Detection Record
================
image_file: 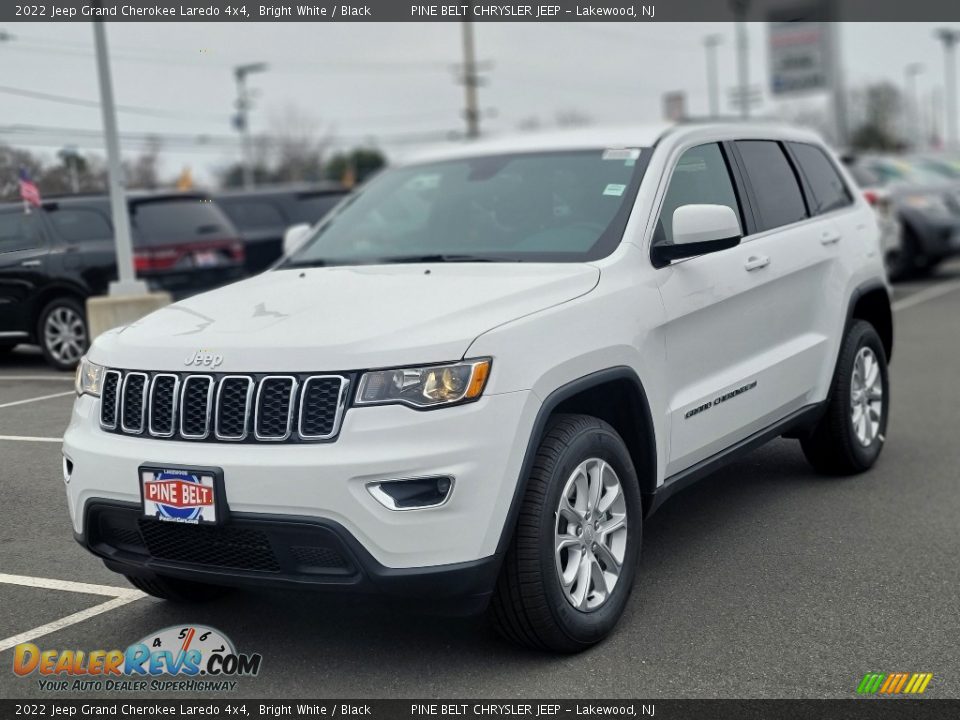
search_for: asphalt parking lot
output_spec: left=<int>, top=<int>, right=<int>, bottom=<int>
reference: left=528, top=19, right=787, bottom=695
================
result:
left=2, top=265, right=960, bottom=700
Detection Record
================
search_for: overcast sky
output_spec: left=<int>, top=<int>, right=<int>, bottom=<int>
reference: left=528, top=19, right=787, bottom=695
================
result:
left=1, top=21, right=955, bottom=184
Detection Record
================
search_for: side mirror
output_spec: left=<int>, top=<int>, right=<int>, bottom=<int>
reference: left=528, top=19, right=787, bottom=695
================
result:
left=652, top=204, right=741, bottom=266
left=282, top=223, right=312, bottom=256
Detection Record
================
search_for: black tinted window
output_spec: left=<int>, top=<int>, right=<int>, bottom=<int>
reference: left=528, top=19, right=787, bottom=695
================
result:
left=219, top=199, right=286, bottom=230
left=0, top=211, right=45, bottom=253
left=655, top=143, right=741, bottom=244
left=790, top=143, right=852, bottom=214
left=288, top=194, right=345, bottom=224
left=736, top=141, right=807, bottom=231
left=48, top=208, right=112, bottom=243
left=130, top=199, right=235, bottom=246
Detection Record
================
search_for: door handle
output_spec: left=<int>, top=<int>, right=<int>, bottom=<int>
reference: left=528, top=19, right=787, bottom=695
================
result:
left=820, top=229, right=842, bottom=245
left=20, top=260, right=41, bottom=268
left=744, top=255, right=770, bottom=271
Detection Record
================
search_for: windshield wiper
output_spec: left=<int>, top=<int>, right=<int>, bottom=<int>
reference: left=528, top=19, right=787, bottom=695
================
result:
left=281, top=258, right=329, bottom=269
left=379, top=254, right=499, bottom=264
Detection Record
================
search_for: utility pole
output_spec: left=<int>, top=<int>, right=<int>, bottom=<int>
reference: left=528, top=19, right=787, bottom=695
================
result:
left=704, top=34, right=723, bottom=118
left=730, top=1, right=751, bottom=119
left=905, top=63, right=925, bottom=150
left=233, top=62, right=268, bottom=189
left=460, top=10, right=481, bottom=139
left=92, top=20, right=145, bottom=297
left=935, top=28, right=960, bottom=152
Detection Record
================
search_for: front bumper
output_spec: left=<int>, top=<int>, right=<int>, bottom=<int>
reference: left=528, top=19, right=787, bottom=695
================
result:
left=63, top=389, right=538, bottom=580
left=76, top=501, right=501, bottom=613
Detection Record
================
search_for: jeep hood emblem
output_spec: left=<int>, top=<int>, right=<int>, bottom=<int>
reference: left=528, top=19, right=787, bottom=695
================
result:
left=184, top=350, right=223, bottom=368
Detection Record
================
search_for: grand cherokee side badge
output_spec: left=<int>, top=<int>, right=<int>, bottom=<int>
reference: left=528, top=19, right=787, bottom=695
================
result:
left=685, top=381, right=757, bottom=419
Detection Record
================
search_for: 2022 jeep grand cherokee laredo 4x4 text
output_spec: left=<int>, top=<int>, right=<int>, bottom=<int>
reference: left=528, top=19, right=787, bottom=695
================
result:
left=65, top=123, right=892, bottom=652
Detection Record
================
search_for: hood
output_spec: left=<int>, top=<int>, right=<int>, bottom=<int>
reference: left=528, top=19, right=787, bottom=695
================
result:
left=90, top=263, right=600, bottom=372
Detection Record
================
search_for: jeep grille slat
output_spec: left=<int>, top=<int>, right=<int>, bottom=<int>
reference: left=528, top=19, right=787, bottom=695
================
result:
left=102, top=370, right=348, bottom=444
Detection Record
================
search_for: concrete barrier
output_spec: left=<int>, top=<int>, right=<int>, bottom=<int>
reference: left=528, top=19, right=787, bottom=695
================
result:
left=86, top=292, right=172, bottom=341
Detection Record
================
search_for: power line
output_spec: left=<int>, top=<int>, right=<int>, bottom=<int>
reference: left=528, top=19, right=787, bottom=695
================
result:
left=0, top=84, right=228, bottom=121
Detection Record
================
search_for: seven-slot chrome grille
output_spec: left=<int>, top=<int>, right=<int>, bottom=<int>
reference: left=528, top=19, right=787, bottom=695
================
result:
left=100, top=370, right=350, bottom=443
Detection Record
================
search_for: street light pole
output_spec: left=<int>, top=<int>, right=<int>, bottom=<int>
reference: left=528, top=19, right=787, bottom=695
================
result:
left=905, top=63, right=925, bottom=151
left=233, top=62, right=268, bottom=189
left=704, top=34, right=723, bottom=118
left=461, top=12, right=481, bottom=139
left=92, top=20, right=145, bottom=297
left=730, top=1, right=751, bottom=119
left=935, top=28, right=960, bottom=153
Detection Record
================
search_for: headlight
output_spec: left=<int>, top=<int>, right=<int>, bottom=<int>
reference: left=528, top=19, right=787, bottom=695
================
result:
left=355, top=358, right=491, bottom=409
left=75, top=357, right=105, bottom=397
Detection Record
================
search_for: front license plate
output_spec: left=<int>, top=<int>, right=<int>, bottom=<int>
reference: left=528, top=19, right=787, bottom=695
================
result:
left=140, top=466, right=221, bottom=525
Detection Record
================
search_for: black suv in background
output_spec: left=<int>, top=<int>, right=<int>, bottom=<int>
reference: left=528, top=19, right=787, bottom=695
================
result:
left=0, top=192, right=244, bottom=370
left=215, top=184, right=348, bottom=273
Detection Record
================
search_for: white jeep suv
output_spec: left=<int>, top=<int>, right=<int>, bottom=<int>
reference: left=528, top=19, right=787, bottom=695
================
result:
left=66, top=123, right=892, bottom=652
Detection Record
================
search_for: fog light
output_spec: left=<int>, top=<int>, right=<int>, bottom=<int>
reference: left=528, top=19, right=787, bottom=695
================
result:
left=367, top=476, right=454, bottom=511
left=62, top=456, right=73, bottom=484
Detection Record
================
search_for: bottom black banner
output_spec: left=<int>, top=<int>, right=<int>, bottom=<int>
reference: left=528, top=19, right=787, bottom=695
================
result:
left=2, top=700, right=959, bottom=720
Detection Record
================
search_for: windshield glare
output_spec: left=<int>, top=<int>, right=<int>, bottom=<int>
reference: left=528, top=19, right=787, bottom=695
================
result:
left=283, top=149, right=645, bottom=266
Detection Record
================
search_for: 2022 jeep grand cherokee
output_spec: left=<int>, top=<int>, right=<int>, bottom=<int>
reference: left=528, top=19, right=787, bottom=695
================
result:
left=65, top=123, right=892, bottom=652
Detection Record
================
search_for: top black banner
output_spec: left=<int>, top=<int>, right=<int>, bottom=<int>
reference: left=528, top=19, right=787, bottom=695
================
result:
left=5, top=0, right=960, bottom=23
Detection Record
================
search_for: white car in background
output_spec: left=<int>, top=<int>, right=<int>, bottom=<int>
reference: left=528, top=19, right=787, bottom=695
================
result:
left=67, top=123, right=892, bottom=652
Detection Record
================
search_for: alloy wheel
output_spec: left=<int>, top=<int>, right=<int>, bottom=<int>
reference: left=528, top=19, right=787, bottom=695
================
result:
left=44, top=305, right=87, bottom=366
left=554, top=457, right=628, bottom=612
left=850, top=346, right=883, bottom=447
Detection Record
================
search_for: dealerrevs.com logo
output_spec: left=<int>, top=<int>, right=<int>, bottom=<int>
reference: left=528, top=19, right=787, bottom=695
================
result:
left=12, top=625, right=261, bottom=693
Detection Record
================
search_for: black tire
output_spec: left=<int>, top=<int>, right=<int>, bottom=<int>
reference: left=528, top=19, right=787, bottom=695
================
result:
left=489, top=414, right=642, bottom=653
left=801, top=320, right=889, bottom=475
left=37, top=296, right=89, bottom=372
left=125, top=574, right=231, bottom=602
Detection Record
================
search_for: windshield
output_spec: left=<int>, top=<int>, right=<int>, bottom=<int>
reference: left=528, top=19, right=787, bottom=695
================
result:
left=282, top=149, right=647, bottom=266
left=865, top=158, right=950, bottom=187
left=914, top=157, right=960, bottom=180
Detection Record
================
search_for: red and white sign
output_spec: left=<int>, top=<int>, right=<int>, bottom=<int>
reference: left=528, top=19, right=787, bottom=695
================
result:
left=144, top=479, right=214, bottom=508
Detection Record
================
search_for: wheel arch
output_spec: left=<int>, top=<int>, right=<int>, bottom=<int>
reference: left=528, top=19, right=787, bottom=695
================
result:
left=495, top=367, right=658, bottom=555
left=848, top=280, right=893, bottom=362
left=30, top=283, right=89, bottom=340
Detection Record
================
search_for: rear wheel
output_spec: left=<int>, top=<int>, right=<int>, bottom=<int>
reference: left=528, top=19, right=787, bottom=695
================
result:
left=37, top=297, right=88, bottom=371
left=125, top=574, right=231, bottom=602
left=489, top=414, right=642, bottom=653
left=801, top=320, right=889, bottom=475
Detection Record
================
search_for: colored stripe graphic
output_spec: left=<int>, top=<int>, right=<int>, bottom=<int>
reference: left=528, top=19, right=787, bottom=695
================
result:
left=858, top=672, right=933, bottom=695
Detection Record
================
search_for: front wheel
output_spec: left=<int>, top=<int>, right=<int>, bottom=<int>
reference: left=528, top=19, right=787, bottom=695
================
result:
left=489, top=414, right=642, bottom=653
left=37, top=297, right=88, bottom=371
left=801, top=320, right=889, bottom=475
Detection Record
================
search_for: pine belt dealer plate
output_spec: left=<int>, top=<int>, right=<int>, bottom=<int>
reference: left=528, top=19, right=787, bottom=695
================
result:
left=139, top=465, right=225, bottom=525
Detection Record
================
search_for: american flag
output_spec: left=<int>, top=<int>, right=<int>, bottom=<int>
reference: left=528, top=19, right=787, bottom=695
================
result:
left=18, top=168, right=41, bottom=208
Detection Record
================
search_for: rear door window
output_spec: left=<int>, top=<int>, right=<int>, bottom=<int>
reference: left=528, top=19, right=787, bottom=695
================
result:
left=0, top=211, right=46, bottom=253
left=735, top=141, right=808, bottom=231
left=789, top=143, right=852, bottom=214
left=130, top=199, right=235, bottom=246
left=47, top=208, right=113, bottom=243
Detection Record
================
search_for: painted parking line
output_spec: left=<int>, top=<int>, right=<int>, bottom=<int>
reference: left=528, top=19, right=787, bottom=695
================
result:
left=0, top=573, right=139, bottom=598
left=0, top=435, right=63, bottom=443
left=0, top=574, right=145, bottom=653
left=0, top=595, right=145, bottom=654
left=0, top=391, right=74, bottom=410
left=893, top=277, right=960, bottom=312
